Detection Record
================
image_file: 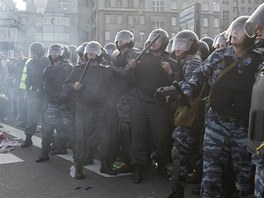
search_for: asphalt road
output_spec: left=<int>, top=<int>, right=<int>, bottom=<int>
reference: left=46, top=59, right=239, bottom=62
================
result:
left=0, top=123, right=200, bottom=198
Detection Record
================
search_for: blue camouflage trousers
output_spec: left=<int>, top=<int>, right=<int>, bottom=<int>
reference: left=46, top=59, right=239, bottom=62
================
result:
left=172, top=126, right=201, bottom=183
left=201, top=108, right=254, bottom=198
left=255, top=165, right=264, bottom=198
left=41, top=103, right=74, bottom=155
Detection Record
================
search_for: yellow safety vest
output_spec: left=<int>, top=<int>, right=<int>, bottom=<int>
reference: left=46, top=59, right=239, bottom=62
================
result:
left=19, top=58, right=32, bottom=90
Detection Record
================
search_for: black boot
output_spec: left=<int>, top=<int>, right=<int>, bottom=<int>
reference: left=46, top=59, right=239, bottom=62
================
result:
left=167, top=185, right=184, bottom=198
left=100, top=161, right=117, bottom=175
left=21, top=135, right=33, bottom=148
left=132, top=164, right=143, bottom=184
left=36, top=153, right=49, bottom=163
left=75, top=164, right=84, bottom=179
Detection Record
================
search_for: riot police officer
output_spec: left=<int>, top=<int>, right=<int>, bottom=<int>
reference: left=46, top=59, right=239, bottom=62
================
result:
left=244, top=3, right=264, bottom=197
left=110, top=30, right=139, bottom=173
left=198, top=40, right=210, bottom=61
left=65, top=41, right=115, bottom=179
left=167, top=30, right=202, bottom=198
left=127, top=29, right=176, bottom=183
left=200, top=36, right=214, bottom=54
left=21, top=42, right=50, bottom=148
left=36, top=43, right=74, bottom=162
left=75, top=42, right=88, bottom=65
left=180, top=16, right=264, bottom=197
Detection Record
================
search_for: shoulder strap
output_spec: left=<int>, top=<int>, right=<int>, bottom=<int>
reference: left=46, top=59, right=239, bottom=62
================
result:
left=214, top=58, right=243, bottom=85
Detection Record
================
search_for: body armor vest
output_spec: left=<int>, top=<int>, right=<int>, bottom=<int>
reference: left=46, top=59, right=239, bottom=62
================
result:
left=210, top=55, right=261, bottom=120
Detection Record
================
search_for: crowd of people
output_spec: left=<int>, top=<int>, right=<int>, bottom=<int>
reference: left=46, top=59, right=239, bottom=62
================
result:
left=1, top=3, right=264, bottom=198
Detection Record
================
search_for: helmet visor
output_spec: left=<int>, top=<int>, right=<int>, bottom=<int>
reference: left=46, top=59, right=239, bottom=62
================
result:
left=225, top=21, right=246, bottom=40
left=85, top=43, right=102, bottom=56
left=244, top=4, right=264, bottom=38
left=114, top=32, right=132, bottom=43
left=48, top=47, right=63, bottom=56
left=171, top=38, right=189, bottom=52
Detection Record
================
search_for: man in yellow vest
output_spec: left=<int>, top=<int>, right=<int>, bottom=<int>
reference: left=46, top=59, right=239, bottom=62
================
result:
left=21, top=42, right=50, bottom=148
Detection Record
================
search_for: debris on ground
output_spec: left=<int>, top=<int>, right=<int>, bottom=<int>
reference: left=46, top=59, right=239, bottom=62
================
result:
left=0, top=131, right=21, bottom=153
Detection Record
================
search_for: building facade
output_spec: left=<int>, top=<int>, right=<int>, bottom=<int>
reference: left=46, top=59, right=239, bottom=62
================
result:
left=1, top=0, right=264, bottom=55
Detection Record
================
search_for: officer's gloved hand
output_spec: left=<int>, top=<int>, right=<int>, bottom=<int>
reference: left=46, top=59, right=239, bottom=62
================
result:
left=177, top=94, right=191, bottom=108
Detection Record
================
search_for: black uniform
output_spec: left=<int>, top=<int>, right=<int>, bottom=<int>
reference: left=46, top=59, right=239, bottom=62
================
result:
left=24, top=57, right=50, bottom=137
left=129, top=52, right=176, bottom=166
left=65, top=60, right=113, bottom=165
left=38, top=60, right=74, bottom=158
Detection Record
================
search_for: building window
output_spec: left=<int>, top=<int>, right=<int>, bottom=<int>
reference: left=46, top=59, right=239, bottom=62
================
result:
left=181, top=2, right=188, bottom=9
left=171, top=1, right=177, bottom=10
left=152, top=0, right=164, bottom=12
left=128, top=0, right=134, bottom=8
left=248, top=0, right=251, bottom=3
left=171, top=17, right=177, bottom=26
left=139, top=16, right=145, bottom=25
left=152, top=22, right=164, bottom=29
left=43, top=17, right=70, bottom=26
left=223, top=10, right=229, bottom=18
left=241, top=0, right=245, bottom=3
left=223, top=0, right=229, bottom=4
left=128, top=16, right=135, bottom=26
left=214, top=18, right=220, bottom=28
left=202, top=2, right=209, bottom=11
left=140, top=0, right=145, bottom=9
left=105, top=0, right=111, bottom=7
left=248, top=7, right=252, bottom=13
left=213, top=3, right=220, bottom=12
left=117, top=0, right=122, bottom=7
left=241, top=7, right=245, bottom=13
left=139, top=32, right=145, bottom=42
left=105, top=15, right=111, bottom=24
left=105, top=31, right=111, bottom=41
left=203, top=17, right=209, bottom=27
left=233, top=7, right=237, bottom=13
left=58, top=0, right=70, bottom=11
left=117, top=15, right=122, bottom=24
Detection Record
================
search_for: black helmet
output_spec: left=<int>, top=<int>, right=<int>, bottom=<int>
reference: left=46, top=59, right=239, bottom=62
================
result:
left=200, top=37, right=214, bottom=53
left=145, top=29, right=169, bottom=51
left=75, top=42, right=88, bottom=63
left=68, top=45, right=77, bottom=64
left=213, top=32, right=227, bottom=49
left=198, top=40, right=210, bottom=61
left=171, top=30, right=199, bottom=55
left=84, top=41, right=103, bottom=60
left=63, top=45, right=70, bottom=59
left=244, top=3, right=264, bottom=38
left=165, top=38, right=174, bottom=54
left=29, top=42, right=45, bottom=57
left=114, top=30, right=135, bottom=50
left=47, top=43, right=64, bottom=61
left=104, top=43, right=117, bottom=55
left=225, top=16, right=255, bottom=49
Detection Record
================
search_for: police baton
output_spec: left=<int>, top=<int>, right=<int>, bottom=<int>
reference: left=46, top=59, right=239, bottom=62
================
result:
left=172, top=81, right=191, bottom=108
left=134, top=33, right=161, bottom=62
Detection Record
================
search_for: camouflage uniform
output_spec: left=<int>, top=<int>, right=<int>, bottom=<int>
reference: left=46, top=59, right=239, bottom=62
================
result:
left=252, top=155, right=264, bottom=197
left=182, top=46, right=264, bottom=197
left=171, top=53, right=202, bottom=190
